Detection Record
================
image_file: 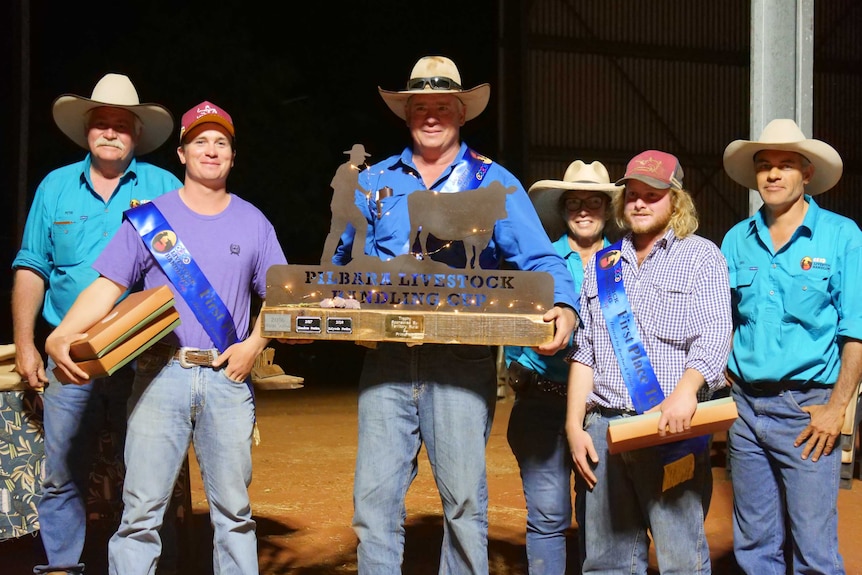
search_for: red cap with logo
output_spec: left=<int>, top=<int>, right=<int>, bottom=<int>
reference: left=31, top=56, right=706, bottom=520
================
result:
left=179, top=101, right=234, bottom=143
left=616, top=150, right=684, bottom=190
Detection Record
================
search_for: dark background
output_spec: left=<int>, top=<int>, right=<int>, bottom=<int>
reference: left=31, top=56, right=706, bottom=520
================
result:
left=3, top=1, right=498, bottom=382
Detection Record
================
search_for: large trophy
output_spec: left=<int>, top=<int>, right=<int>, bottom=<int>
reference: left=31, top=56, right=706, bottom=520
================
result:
left=261, top=145, right=555, bottom=346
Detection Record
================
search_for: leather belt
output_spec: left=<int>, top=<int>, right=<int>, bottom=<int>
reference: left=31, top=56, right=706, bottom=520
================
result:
left=507, top=361, right=567, bottom=397
left=727, top=372, right=831, bottom=397
left=736, top=379, right=831, bottom=397
left=149, top=343, right=219, bottom=369
left=593, top=405, right=637, bottom=418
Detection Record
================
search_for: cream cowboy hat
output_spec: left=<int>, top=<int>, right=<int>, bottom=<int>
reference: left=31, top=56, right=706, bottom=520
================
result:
left=378, top=56, right=490, bottom=122
left=723, top=118, right=843, bottom=195
left=52, top=73, right=174, bottom=155
left=528, top=160, right=622, bottom=240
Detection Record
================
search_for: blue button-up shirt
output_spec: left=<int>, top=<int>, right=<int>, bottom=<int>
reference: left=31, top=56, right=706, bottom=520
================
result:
left=333, top=142, right=579, bottom=311
left=572, top=229, right=733, bottom=410
left=721, top=196, right=862, bottom=384
left=506, top=234, right=609, bottom=383
left=12, top=154, right=181, bottom=326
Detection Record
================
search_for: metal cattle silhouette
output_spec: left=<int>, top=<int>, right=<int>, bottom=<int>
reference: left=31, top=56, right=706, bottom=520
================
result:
left=407, top=182, right=516, bottom=269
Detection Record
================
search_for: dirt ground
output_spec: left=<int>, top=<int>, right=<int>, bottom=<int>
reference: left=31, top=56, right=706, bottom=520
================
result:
left=3, top=343, right=862, bottom=574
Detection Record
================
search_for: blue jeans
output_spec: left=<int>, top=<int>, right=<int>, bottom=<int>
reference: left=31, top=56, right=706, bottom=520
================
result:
left=507, top=390, right=571, bottom=575
left=35, top=359, right=133, bottom=575
left=729, top=385, right=844, bottom=575
left=108, top=352, right=257, bottom=575
left=579, top=411, right=713, bottom=574
left=352, top=343, right=497, bottom=575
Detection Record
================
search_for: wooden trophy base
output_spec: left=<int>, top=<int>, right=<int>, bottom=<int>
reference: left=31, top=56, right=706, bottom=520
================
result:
left=263, top=258, right=558, bottom=346
left=261, top=306, right=554, bottom=346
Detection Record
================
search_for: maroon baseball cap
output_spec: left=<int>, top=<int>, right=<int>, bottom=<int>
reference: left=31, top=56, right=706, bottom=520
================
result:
left=616, top=150, right=684, bottom=190
left=179, top=101, right=234, bottom=143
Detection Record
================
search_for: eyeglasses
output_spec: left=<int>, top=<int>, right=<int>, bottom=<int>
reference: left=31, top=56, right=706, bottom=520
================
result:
left=564, top=196, right=605, bottom=211
left=407, top=76, right=462, bottom=91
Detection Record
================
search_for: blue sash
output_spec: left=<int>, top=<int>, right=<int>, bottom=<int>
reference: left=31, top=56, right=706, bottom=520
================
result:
left=125, top=202, right=238, bottom=353
left=595, top=241, right=708, bottom=462
left=439, top=148, right=492, bottom=193
left=595, top=241, right=663, bottom=413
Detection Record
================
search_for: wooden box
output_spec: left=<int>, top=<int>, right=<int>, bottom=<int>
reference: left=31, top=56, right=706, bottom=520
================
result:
left=606, top=396, right=738, bottom=454
left=70, top=285, right=175, bottom=360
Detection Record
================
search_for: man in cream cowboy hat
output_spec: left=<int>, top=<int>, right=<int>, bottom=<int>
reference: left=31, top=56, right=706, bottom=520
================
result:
left=11, top=73, right=180, bottom=575
left=333, top=55, right=579, bottom=574
left=505, top=160, right=619, bottom=574
left=721, top=119, right=862, bottom=574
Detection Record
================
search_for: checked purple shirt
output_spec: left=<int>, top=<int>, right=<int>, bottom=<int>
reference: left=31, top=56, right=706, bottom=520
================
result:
left=570, top=228, right=732, bottom=412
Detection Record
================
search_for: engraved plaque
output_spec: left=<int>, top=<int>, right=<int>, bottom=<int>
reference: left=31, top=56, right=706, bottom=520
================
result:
left=326, top=317, right=353, bottom=334
left=384, top=315, right=425, bottom=339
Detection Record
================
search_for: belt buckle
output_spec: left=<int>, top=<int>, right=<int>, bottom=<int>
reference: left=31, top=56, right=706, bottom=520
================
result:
left=749, top=382, right=766, bottom=393
left=178, top=349, right=216, bottom=368
left=746, top=380, right=772, bottom=395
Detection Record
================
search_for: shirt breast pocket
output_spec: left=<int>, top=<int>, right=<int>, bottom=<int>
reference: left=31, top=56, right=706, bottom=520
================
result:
left=731, top=268, right=758, bottom=320
left=650, top=276, right=690, bottom=346
left=373, top=195, right=406, bottom=245
left=52, top=221, right=84, bottom=267
left=783, top=269, right=831, bottom=328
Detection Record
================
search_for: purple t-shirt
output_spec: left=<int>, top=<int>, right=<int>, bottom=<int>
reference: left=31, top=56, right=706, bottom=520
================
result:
left=94, top=190, right=287, bottom=349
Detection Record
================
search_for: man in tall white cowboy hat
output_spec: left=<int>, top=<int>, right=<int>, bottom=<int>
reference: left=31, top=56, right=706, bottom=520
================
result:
left=505, top=160, right=619, bottom=574
left=721, top=119, right=862, bottom=574
left=332, top=55, right=580, bottom=574
left=11, top=73, right=180, bottom=575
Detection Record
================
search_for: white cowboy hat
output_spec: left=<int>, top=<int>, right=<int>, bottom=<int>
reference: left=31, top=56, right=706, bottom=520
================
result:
left=528, top=160, right=622, bottom=240
left=723, top=118, right=843, bottom=195
left=378, top=56, right=490, bottom=122
left=52, top=73, right=174, bottom=155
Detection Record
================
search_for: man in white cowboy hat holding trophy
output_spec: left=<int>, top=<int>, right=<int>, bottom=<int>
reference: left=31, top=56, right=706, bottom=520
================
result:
left=505, top=160, right=620, bottom=574
left=11, top=73, right=180, bottom=575
left=332, top=55, right=579, bottom=574
left=722, top=119, right=862, bottom=574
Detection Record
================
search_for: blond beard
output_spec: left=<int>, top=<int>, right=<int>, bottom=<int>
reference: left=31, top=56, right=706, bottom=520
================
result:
left=626, top=209, right=672, bottom=236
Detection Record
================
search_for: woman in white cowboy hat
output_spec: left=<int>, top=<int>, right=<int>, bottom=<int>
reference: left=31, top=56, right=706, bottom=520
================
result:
left=506, top=160, right=620, bottom=574
left=721, top=119, right=862, bottom=575
left=11, top=73, right=180, bottom=575
left=335, top=55, right=580, bottom=575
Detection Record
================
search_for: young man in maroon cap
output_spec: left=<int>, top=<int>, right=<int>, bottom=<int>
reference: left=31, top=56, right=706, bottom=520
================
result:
left=565, top=151, right=732, bottom=574
left=46, top=101, right=288, bottom=575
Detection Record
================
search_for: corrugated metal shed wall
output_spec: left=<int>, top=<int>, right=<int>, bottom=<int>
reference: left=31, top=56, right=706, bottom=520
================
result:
left=514, top=0, right=861, bottom=245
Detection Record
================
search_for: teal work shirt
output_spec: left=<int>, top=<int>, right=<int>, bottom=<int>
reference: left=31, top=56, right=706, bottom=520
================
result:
left=505, top=234, right=609, bottom=383
left=12, top=154, right=181, bottom=327
left=721, top=196, right=862, bottom=384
